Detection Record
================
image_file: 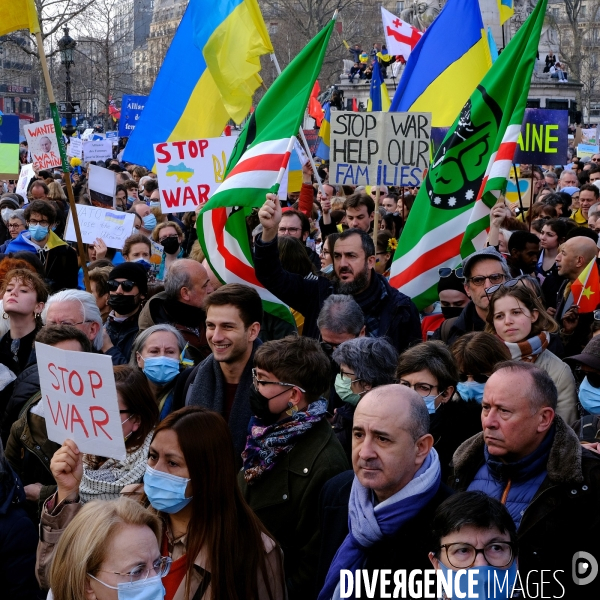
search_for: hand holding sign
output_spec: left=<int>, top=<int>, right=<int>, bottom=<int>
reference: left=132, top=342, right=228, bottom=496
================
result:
left=51, top=439, right=83, bottom=504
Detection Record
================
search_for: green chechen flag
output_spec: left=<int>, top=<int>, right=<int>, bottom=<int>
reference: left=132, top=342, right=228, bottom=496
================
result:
left=201, top=17, right=335, bottom=211
left=389, top=0, right=548, bottom=310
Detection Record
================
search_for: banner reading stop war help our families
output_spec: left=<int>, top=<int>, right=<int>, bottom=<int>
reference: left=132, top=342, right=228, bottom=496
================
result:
left=36, top=342, right=126, bottom=461
left=153, top=137, right=236, bottom=214
left=330, top=111, right=432, bottom=187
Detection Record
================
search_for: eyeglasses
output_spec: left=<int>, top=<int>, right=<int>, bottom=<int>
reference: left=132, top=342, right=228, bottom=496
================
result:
left=278, top=227, right=301, bottom=234
left=108, top=279, right=137, bottom=293
left=439, top=542, right=514, bottom=569
left=466, top=273, right=505, bottom=287
left=574, top=365, right=600, bottom=388
left=94, top=556, right=172, bottom=585
left=484, top=276, right=526, bottom=299
left=8, top=223, right=23, bottom=229
left=158, top=233, right=179, bottom=243
left=28, top=218, right=50, bottom=227
left=46, top=320, right=87, bottom=327
left=458, top=373, right=490, bottom=384
left=439, top=267, right=464, bottom=279
left=251, top=368, right=306, bottom=392
left=592, top=157, right=600, bottom=163
left=399, top=379, right=438, bottom=397
left=340, top=369, right=362, bottom=384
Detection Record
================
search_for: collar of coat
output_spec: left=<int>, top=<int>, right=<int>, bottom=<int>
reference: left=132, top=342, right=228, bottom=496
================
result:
left=452, top=414, right=584, bottom=486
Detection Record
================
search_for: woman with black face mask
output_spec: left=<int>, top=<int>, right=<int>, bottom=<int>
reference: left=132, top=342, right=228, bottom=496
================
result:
left=152, top=222, right=184, bottom=282
left=239, top=336, right=348, bottom=600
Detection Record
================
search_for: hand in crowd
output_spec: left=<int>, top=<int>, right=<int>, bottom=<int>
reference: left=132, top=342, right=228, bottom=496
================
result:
left=50, top=439, right=83, bottom=504
left=321, top=197, right=331, bottom=215
left=24, top=482, right=43, bottom=502
left=302, top=161, right=313, bottom=183
left=490, top=203, right=510, bottom=227
left=561, top=306, right=580, bottom=335
left=258, top=193, right=282, bottom=242
left=92, top=237, right=108, bottom=260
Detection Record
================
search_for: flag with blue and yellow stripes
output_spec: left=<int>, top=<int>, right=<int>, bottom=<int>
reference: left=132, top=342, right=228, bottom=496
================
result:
left=390, top=0, right=491, bottom=127
left=498, top=0, right=514, bottom=25
left=123, top=0, right=273, bottom=169
left=316, top=103, right=331, bottom=160
left=367, top=61, right=391, bottom=112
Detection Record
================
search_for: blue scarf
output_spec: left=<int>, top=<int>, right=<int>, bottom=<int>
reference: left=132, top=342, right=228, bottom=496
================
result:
left=318, top=449, right=442, bottom=600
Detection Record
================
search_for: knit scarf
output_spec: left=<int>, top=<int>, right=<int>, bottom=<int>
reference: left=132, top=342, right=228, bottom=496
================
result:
left=242, top=398, right=328, bottom=484
left=352, top=271, right=388, bottom=337
left=503, top=331, right=549, bottom=363
left=318, top=448, right=442, bottom=600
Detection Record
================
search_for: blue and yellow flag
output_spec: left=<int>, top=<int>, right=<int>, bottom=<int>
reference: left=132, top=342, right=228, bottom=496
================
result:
left=123, top=0, right=273, bottom=168
left=389, top=0, right=491, bottom=127
left=316, top=103, right=331, bottom=160
left=488, top=27, right=499, bottom=63
left=498, top=0, right=514, bottom=25
left=367, top=61, right=391, bottom=112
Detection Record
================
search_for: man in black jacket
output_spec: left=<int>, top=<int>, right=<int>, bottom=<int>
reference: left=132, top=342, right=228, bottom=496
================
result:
left=256, top=194, right=421, bottom=354
left=317, top=384, right=452, bottom=600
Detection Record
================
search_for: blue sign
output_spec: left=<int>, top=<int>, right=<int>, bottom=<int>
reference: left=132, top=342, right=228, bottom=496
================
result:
left=106, top=131, right=118, bottom=139
left=514, top=108, right=568, bottom=165
left=0, top=114, right=20, bottom=177
left=119, top=94, right=148, bottom=138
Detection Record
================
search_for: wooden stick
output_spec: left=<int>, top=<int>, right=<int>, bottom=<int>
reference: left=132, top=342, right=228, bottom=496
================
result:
left=35, top=31, right=90, bottom=292
left=373, top=185, right=380, bottom=243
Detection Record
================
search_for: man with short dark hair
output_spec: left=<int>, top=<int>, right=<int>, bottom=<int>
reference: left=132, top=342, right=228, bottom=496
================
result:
left=279, top=208, right=321, bottom=268
left=343, top=192, right=375, bottom=232
left=185, top=283, right=263, bottom=454
left=256, top=194, right=421, bottom=353
left=507, top=230, right=540, bottom=276
left=451, top=361, right=600, bottom=597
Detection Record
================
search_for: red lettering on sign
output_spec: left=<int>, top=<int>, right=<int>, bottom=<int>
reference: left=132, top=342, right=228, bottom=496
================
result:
left=88, top=371, right=103, bottom=399
left=70, top=405, right=89, bottom=437
left=89, top=406, right=113, bottom=440
left=199, top=139, right=209, bottom=157
left=46, top=395, right=69, bottom=428
left=155, top=143, right=171, bottom=163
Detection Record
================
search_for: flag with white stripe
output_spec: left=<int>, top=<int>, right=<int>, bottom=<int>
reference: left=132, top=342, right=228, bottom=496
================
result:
left=389, top=0, right=547, bottom=310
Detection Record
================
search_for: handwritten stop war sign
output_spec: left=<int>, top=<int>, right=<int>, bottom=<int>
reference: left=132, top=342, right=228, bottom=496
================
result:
left=37, top=342, right=126, bottom=460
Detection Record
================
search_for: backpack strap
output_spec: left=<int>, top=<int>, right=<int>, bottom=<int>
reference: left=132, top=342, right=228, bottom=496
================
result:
left=440, top=317, right=458, bottom=344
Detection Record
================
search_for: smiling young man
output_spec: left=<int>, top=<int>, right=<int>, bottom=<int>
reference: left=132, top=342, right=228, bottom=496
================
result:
left=185, top=284, right=262, bottom=455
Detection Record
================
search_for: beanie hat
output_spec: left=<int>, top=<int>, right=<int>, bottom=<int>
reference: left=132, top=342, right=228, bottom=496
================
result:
left=560, top=186, right=579, bottom=196
left=0, top=195, right=20, bottom=209
left=108, top=262, right=148, bottom=296
left=437, top=271, right=467, bottom=295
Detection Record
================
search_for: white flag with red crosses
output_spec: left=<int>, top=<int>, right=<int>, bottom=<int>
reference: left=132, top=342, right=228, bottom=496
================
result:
left=381, top=7, right=423, bottom=60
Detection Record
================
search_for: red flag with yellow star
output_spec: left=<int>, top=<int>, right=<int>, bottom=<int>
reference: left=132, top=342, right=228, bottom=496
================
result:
left=572, top=258, right=600, bottom=313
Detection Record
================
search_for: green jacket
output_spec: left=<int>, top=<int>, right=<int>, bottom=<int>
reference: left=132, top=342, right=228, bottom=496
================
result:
left=238, top=417, right=348, bottom=600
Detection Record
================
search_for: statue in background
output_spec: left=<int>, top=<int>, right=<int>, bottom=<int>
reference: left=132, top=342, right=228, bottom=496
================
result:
left=400, top=0, right=446, bottom=30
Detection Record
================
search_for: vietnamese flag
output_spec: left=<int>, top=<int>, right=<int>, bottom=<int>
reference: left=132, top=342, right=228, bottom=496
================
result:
left=572, top=258, right=600, bottom=313
left=308, top=82, right=324, bottom=126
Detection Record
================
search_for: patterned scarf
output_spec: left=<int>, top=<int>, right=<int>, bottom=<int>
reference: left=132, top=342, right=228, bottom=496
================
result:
left=503, top=331, right=549, bottom=363
left=242, top=399, right=328, bottom=484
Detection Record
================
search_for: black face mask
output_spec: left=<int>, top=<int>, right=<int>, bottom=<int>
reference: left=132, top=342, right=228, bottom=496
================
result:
left=441, top=305, right=465, bottom=320
left=248, top=386, right=286, bottom=425
left=108, top=294, right=139, bottom=316
left=161, top=237, right=180, bottom=255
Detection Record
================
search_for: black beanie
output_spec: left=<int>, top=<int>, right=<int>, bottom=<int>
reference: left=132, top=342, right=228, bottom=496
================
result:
left=108, top=262, right=148, bottom=296
left=437, top=271, right=466, bottom=295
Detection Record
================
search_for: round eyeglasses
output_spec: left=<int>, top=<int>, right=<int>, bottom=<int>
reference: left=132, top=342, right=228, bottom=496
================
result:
left=439, top=541, right=514, bottom=569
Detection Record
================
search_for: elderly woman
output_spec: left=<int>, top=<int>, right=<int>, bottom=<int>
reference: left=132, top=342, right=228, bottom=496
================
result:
left=0, top=210, right=26, bottom=253
left=331, top=336, right=398, bottom=459
left=130, top=323, right=185, bottom=419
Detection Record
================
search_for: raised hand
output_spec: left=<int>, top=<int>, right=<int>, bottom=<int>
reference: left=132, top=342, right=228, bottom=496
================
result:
left=258, top=193, right=282, bottom=242
left=50, top=439, right=83, bottom=504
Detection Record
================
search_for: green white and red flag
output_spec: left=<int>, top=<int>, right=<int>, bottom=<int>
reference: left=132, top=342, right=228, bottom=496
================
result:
left=389, top=0, right=547, bottom=309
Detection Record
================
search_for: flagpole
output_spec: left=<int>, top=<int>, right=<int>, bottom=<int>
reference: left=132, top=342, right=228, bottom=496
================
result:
left=35, top=31, right=90, bottom=292
left=273, top=136, right=297, bottom=194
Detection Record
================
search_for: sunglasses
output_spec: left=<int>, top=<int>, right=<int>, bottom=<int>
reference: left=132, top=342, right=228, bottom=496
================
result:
left=108, top=279, right=137, bottom=293
left=458, top=373, right=490, bottom=384
left=574, top=366, right=600, bottom=388
left=484, top=276, right=527, bottom=299
left=467, top=273, right=505, bottom=288
left=439, top=267, right=464, bottom=279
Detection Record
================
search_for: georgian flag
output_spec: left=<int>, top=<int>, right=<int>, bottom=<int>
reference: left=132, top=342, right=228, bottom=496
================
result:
left=381, top=7, right=423, bottom=60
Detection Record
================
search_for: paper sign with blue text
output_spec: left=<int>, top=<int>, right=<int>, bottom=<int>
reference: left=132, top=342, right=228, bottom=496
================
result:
left=153, top=137, right=236, bottom=214
left=65, top=205, right=135, bottom=250
left=36, top=342, right=126, bottom=461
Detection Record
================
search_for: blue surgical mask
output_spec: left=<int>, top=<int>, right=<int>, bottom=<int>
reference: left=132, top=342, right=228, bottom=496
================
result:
left=127, top=196, right=136, bottom=206
left=578, top=376, right=600, bottom=415
left=88, top=573, right=166, bottom=600
left=457, top=381, right=486, bottom=404
left=143, top=214, right=157, bottom=230
left=144, top=465, right=192, bottom=514
left=29, top=224, right=49, bottom=241
left=334, top=373, right=363, bottom=407
left=437, top=561, right=517, bottom=599
left=149, top=201, right=160, bottom=208
left=423, top=391, right=443, bottom=415
left=140, top=356, right=180, bottom=385
left=322, top=263, right=334, bottom=275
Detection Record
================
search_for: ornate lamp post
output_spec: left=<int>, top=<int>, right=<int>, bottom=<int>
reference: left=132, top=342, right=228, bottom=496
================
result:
left=57, top=27, right=76, bottom=137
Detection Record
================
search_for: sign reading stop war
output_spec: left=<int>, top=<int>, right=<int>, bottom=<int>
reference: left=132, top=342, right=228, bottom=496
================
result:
left=331, top=111, right=432, bottom=187
left=37, top=342, right=126, bottom=461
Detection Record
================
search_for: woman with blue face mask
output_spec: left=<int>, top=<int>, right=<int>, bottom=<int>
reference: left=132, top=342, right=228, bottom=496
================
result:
left=131, top=324, right=185, bottom=421
left=429, top=491, right=518, bottom=600
left=397, top=341, right=483, bottom=481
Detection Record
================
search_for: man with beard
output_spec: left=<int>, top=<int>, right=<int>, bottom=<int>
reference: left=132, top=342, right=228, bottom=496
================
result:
left=255, top=193, right=421, bottom=353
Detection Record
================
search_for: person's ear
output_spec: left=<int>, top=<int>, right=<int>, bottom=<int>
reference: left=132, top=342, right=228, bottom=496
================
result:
left=537, top=407, right=555, bottom=433
left=248, top=322, right=261, bottom=342
left=88, top=321, right=101, bottom=340
left=531, top=309, right=539, bottom=324
left=428, top=552, right=440, bottom=570
left=464, top=282, right=473, bottom=300
left=179, top=286, right=191, bottom=303
left=130, top=414, right=141, bottom=432
left=359, top=325, right=366, bottom=337
left=367, top=255, right=377, bottom=270
left=136, top=352, right=144, bottom=370
left=84, top=576, right=97, bottom=600
left=440, top=386, right=454, bottom=402
left=415, top=433, right=434, bottom=465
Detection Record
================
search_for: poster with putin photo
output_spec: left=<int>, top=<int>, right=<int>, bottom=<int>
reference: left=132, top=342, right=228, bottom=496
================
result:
left=24, top=119, right=62, bottom=171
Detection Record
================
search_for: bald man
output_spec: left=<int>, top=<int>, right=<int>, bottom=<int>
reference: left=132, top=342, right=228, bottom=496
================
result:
left=202, top=258, right=223, bottom=291
left=555, top=236, right=600, bottom=355
left=317, top=385, right=453, bottom=598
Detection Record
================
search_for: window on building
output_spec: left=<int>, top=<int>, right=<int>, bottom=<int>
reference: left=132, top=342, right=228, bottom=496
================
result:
left=581, top=4, right=587, bottom=18
left=396, top=1, right=405, bottom=12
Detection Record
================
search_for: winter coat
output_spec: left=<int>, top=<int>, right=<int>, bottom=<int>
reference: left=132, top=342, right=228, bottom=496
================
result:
left=535, top=349, right=578, bottom=426
left=430, top=300, right=485, bottom=345
left=451, top=415, right=600, bottom=597
left=239, top=418, right=348, bottom=600
left=253, top=234, right=421, bottom=353
left=104, top=309, right=142, bottom=362
left=0, top=361, right=39, bottom=446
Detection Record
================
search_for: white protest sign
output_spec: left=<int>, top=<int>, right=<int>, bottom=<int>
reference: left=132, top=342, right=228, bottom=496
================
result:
left=83, top=139, right=113, bottom=162
left=106, top=131, right=119, bottom=146
left=24, top=119, right=62, bottom=171
left=81, top=128, right=94, bottom=141
left=153, top=137, right=236, bottom=213
left=36, top=342, right=126, bottom=461
left=65, top=205, right=135, bottom=250
left=88, top=164, right=117, bottom=209
left=330, top=111, right=431, bottom=187
left=68, top=137, right=83, bottom=159
left=15, top=163, right=35, bottom=203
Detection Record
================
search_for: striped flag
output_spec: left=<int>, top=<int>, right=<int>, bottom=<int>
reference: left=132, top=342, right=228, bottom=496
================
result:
left=316, top=102, right=331, bottom=160
left=367, top=60, right=391, bottom=112
left=389, top=0, right=547, bottom=309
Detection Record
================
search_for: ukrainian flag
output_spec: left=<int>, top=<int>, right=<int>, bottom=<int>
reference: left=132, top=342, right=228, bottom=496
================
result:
left=316, top=103, right=330, bottom=160
left=389, top=0, right=491, bottom=127
left=367, top=61, right=391, bottom=112
left=123, top=0, right=273, bottom=169
left=498, top=0, right=515, bottom=25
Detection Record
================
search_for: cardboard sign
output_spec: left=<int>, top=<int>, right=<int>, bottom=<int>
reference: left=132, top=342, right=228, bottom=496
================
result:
left=505, top=177, right=533, bottom=208
left=153, top=137, right=236, bottom=213
left=68, top=137, right=83, bottom=159
left=578, top=144, right=600, bottom=160
left=119, top=95, right=148, bottom=138
left=582, top=128, right=597, bottom=146
left=330, top=111, right=432, bottom=187
left=65, top=205, right=135, bottom=249
left=36, top=342, right=126, bottom=461
left=15, top=163, right=35, bottom=203
left=88, top=164, right=117, bottom=208
left=24, top=119, right=61, bottom=171
left=83, top=139, right=113, bottom=162
left=514, top=109, right=568, bottom=165
left=0, top=114, right=20, bottom=178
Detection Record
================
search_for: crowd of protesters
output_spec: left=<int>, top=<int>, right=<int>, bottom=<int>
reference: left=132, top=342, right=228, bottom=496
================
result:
left=1, top=143, right=600, bottom=600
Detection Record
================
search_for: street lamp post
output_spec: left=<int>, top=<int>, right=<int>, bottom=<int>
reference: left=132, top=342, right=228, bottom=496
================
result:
left=57, top=27, right=76, bottom=137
